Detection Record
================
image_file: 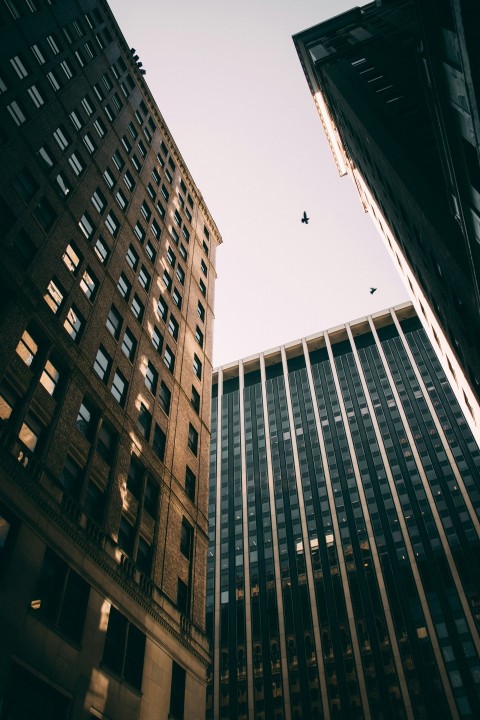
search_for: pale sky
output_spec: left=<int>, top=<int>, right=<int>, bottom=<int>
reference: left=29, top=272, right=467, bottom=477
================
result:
left=109, top=0, right=409, bottom=367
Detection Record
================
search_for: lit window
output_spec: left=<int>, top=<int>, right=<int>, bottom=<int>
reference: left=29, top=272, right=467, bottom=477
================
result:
left=44, top=277, right=64, bottom=314
left=80, top=267, right=98, bottom=300
left=94, top=345, right=111, bottom=381
left=40, top=358, right=60, bottom=396
left=16, top=329, right=38, bottom=366
left=18, top=412, right=42, bottom=452
left=122, top=328, right=137, bottom=361
left=64, top=305, right=84, bottom=342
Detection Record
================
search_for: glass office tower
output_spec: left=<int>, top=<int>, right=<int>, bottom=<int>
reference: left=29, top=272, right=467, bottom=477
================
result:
left=207, top=303, right=480, bottom=720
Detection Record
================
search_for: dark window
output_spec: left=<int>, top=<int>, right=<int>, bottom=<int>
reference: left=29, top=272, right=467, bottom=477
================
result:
left=153, top=424, right=166, bottom=461
left=35, top=547, right=90, bottom=644
left=175, top=265, right=185, bottom=285
left=0, top=503, right=19, bottom=578
left=60, top=455, right=83, bottom=499
left=193, top=354, right=202, bottom=380
left=131, top=294, right=144, bottom=322
left=170, top=661, right=186, bottom=720
left=117, top=272, right=132, bottom=300
left=158, top=297, right=168, bottom=322
left=13, top=167, right=39, bottom=203
left=199, top=278, right=206, bottom=297
left=197, top=301, right=205, bottom=322
left=177, top=578, right=189, bottom=617
left=173, top=288, right=182, bottom=310
left=185, top=467, right=196, bottom=502
left=118, top=516, right=134, bottom=556
left=136, top=537, right=152, bottom=576
left=168, top=315, right=179, bottom=341
left=159, top=381, right=171, bottom=415
left=127, top=456, right=143, bottom=500
left=164, top=345, right=175, bottom=373
left=137, top=403, right=152, bottom=439
left=191, top=386, right=200, bottom=414
left=106, top=305, right=122, bottom=339
left=145, top=361, right=158, bottom=394
left=103, top=606, right=146, bottom=691
left=139, top=266, right=151, bottom=291
left=144, top=477, right=158, bottom=517
left=126, top=244, right=139, bottom=270
left=96, top=421, right=116, bottom=465
left=195, top=326, right=204, bottom=348
left=122, top=328, right=137, bottom=361
left=202, top=240, right=209, bottom=256
left=84, top=481, right=104, bottom=524
left=180, top=518, right=193, bottom=559
left=200, top=259, right=208, bottom=276
left=1, top=663, right=70, bottom=720
left=162, top=270, right=172, bottom=292
left=188, top=423, right=198, bottom=456
left=151, top=326, right=163, bottom=354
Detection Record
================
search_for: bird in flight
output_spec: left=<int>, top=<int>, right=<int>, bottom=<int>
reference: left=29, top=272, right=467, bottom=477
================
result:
left=370, top=287, right=377, bottom=294
left=301, top=211, right=309, bottom=224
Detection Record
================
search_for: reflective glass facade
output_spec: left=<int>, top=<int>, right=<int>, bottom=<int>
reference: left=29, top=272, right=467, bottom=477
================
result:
left=207, top=304, right=480, bottom=720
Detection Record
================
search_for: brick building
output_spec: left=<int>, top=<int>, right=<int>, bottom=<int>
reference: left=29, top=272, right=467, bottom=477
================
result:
left=0, top=1, right=221, bottom=718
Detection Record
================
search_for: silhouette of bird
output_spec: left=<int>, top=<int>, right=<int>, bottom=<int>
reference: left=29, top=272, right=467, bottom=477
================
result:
left=370, top=287, right=377, bottom=294
left=301, top=211, right=309, bottom=224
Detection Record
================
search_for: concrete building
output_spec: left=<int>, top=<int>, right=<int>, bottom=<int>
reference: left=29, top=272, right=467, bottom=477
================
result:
left=293, top=0, right=480, bottom=446
left=207, top=303, right=480, bottom=720
left=0, top=1, right=221, bottom=718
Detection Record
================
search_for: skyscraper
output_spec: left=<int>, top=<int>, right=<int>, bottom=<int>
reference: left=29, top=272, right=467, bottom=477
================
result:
left=293, top=0, right=480, bottom=446
left=207, top=302, right=480, bottom=720
left=0, top=1, right=220, bottom=718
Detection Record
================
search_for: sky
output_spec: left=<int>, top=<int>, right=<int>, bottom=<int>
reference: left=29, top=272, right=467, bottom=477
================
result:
left=109, top=0, right=409, bottom=367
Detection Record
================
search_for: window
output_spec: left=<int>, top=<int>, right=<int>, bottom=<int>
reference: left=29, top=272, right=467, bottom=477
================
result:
left=124, top=170, right=135, bottom=192
left=18, top=412, right=42, bottom=452
left=134, top=222, right=145, bottom=242
left=95, top=235, right=110, bottom=264
left=179, top=243, right=188, bottom=261
left=167, top=247, right=176, bottom=267
left=91, top=187, right=107, bottom=213
left=145, top=241, right=156, bottom=263
left=170, top=662, right=186, bottom=720
left=37, top=145, right=54, bottom=168
left=10, top=55, right=29, bottom=79
left=168, top=315, right=179, bottom=341
left=69, top=110, right=83, bottom=131
left=203, top=225, right=210, bottom=240
left=105, top=210, right=120, bottom=237
left=174, top=209, right=182, bottom=227
left=126, top=245, right=139, bottom=270
left=139, top=266, right=151, bottom=292
left=112, top=149, right=124, bottom=171
left=161, top=185, right=169, bottom=202
left=159, top=381, right=171, bottom=415
left=94, top=345, right=111, bottom=381
left=93, top=117, right=106, bottom=137
left=33, top=198, right=57, bottom=232
left=180, top=518, right=193, bottom=559
left=79, top=212, right=95, bottom=239
left=68, top=151, right=85, bottom=176
left=151, top=326, right=163, bottom=354
left=111, top=370, right=128, bottom=406
left=103, top=167, right=116, bottom=188
left=107, top=305, right=122, bottom=339
left=97, top=420, right=116, bottom=464
left=31, top=43, right=46, bottom=65
left=141, top=201, right=151, bottom=221
left=136, top=538, right=152, bottom=575
left=185, top=466, right=196, bottom=502
left=60, top=455, right=83, bottom=499
left=188, top=423, right=198, bottom=456
left=0, top=665, right=70, bottom=720
left=102, top=606, right=145, bottom=691
left=122, top=328, right=137, bottom=361
left=53, top=125, right=71, bottom=150
left=137, top=403, right=151, bottom=439
left=162, top=270, right=172, bottom=292
left=152, top=167, right=160, bottom=185
left=157, top=297, right=168, bottom=322
left=76, top=398, right=95, bottom=439
left=16, top=328, right=38, bottom=366
left=173, top=288, right=182, bottom=310
left=85, top=481, right=104, bottom=524
left=121, top=135, right=131, bottom=154
left=131, top=294, right=144, bottom=322
left=62, top=242, right=82, bottom=274
left=40, top=357, right=60, bottom=397
left=170, top=227, right=179, bottom=245
left=164, top=345, right=175, bottom=374
left=152, top=424, right=166, bottom=461
left=156, top=201, right=165, bottom=219
left=195, top=326, right=204, bottom=348
left=191, top=386, right=200, bottom=414
left=144, top=477, right=158, bottom=516
left=60, top=59, right=74, bottom=80
left=44, top=277, right=64, bottom=314
left=193, top=354, right=202, bottom=380
left=35, top=547, right=90, bottom=644
left=199, top=278, right=207, bottom=297
left=131, top=153, right=141, bottom=171
left=46, top=70, right=61, bottom=92
left=202, top=240, right=209, bottom=256
left=27, top=84, right=44, bottom=108
left=83, top=132, right=96, bottom=154
left=127, top=456, right=143, bottom=500
left=145, top=361, right=158, bottom=394
left=177, top=579, right=189, bottom=617
left=151, top=219, right=161, bottom=240
left=117, top=273, right=131, bottom=300
left=80, top=267, right=98, bottom=300
left=197, top=301, right=205, bottom=322
left=81, top=95, right=94, bottom=116
left=64, top=305, right=84, bottom=342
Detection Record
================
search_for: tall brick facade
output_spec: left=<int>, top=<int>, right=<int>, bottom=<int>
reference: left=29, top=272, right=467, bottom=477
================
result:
left=0, top=1, right=221, bottom=718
